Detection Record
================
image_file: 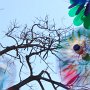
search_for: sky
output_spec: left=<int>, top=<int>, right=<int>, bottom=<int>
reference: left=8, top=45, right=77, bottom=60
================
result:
left=0, top=0, right=73, bottom=90
left=0, top=0, right=72, bottom=31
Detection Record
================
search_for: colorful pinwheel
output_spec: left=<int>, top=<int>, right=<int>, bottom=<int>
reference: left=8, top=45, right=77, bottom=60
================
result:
left=57, top=29, right=90, bottom=89
left=68, top=0, right=90, bottom=29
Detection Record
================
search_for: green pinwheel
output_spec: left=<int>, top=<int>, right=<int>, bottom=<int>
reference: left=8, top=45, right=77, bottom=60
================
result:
left=68, top=0, right=90, bottom=29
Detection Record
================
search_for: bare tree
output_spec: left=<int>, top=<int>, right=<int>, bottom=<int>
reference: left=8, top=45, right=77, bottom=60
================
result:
left=0, top=16, right=71, bottom=90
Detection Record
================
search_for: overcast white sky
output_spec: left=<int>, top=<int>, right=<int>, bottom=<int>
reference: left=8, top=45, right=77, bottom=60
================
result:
left=0, top=0, right=73, bottom=90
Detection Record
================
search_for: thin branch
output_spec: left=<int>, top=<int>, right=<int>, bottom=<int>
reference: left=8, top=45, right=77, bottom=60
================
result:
left=26, top=55, right=33, bottom=75
left=38, top=80, right=45, bottom=90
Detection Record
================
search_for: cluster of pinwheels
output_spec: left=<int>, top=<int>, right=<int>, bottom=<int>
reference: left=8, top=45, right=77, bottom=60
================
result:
left=57, top=1, right=90, bottom=89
